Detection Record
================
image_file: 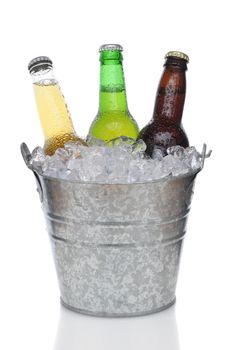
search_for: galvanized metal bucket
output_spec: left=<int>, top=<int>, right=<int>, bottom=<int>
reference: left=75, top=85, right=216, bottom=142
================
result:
left=21, top=143, right=207, bottom=317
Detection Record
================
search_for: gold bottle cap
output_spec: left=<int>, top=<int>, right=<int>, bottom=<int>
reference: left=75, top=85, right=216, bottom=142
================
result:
left=165, top=51, right=189, bottom=62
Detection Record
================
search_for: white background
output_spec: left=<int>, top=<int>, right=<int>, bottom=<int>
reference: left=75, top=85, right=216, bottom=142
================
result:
left=0, top=0, right=231, bottom=349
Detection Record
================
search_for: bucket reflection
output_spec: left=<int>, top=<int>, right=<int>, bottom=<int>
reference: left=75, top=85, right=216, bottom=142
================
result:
left=53, top=304, right=180, bottom=350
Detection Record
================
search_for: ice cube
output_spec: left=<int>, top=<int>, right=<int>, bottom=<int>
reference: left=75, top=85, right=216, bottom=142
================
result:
left=54, top=148, right=70, bottom=162
left=183, top=146, right=201, bottom=170
left=30, top=147, right=46, bottom=172
left=152, top=148, right=164, bottom=161
left=42, top=155, right=68, bottom=179
left=131, top=139, right=147, bottom=157
left=64, top=142, right=84, bottom=158
left=160, top=154, right=189, bottom=177
left=86, top=136, right=105, bottom=147
left=167, top=145, right=185, bottom=159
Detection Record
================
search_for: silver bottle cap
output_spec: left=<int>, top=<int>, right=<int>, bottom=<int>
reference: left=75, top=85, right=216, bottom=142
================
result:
left=28, top=56, right=53, bottom=73
left=99, top=44, right=123, bottom=52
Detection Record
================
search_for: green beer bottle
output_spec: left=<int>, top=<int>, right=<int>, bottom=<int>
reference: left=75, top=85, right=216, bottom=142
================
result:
left=88, top=44, right=139, bottom=142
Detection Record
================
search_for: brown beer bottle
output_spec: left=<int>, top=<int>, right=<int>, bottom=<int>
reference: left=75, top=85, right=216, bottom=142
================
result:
left=139, top=51, right=189, bottom=156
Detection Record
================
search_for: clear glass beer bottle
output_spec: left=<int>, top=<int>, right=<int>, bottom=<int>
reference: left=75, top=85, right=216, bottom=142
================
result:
left=139, top=51, right=189, bottom=156
left=88, top=44, right=139, bottom=142
left=28, top=56, right=86, bottom=155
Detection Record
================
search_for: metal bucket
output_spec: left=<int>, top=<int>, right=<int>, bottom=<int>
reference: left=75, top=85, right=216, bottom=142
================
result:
left=21, top=143, right=207, bottom=317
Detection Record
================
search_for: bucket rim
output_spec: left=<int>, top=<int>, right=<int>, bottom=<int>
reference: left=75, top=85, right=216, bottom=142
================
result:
left=21, top=142, right=208, bottom=187
left=33, top=167, right=200, bottom=186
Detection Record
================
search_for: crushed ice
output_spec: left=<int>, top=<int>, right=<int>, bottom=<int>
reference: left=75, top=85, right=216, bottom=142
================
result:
left=30, top=137, right=204, bottom=183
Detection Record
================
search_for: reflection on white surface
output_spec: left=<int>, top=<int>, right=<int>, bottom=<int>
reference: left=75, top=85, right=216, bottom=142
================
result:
left=53, top=304, right=180, bottom=350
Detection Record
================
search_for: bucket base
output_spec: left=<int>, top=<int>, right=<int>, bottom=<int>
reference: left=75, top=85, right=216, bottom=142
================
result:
left=60, top=297, right=176, bottom=318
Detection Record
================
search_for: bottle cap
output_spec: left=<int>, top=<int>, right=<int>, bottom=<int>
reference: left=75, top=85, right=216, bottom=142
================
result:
left=165, top=51, right=189, bottom=62
left=99, top=44, right=123, bottom=52
left=28, top=56, right=53, bottom=73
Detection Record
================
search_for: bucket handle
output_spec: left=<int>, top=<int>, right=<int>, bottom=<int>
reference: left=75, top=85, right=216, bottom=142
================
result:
left=20, top=143, right=43, bottom=203
left=200, top=143, right=212, bottom=169
left=185, top=143, right=211, bottom=201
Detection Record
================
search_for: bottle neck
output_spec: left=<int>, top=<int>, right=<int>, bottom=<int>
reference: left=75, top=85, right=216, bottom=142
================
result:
left=98, top=53, right=128, bottom=114
left=30, top=65, right=76, bottom=142
left=152, top=59, right=187, bottom=126
left=31, top=67, right=57, bottom=85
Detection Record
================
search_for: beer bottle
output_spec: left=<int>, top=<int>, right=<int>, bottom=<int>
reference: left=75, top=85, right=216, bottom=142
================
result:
left=88, top=44, right=139, bottom=142
left=139, top=51, right=189, bottom=156
left=28, top=56, right=86, bottom=156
